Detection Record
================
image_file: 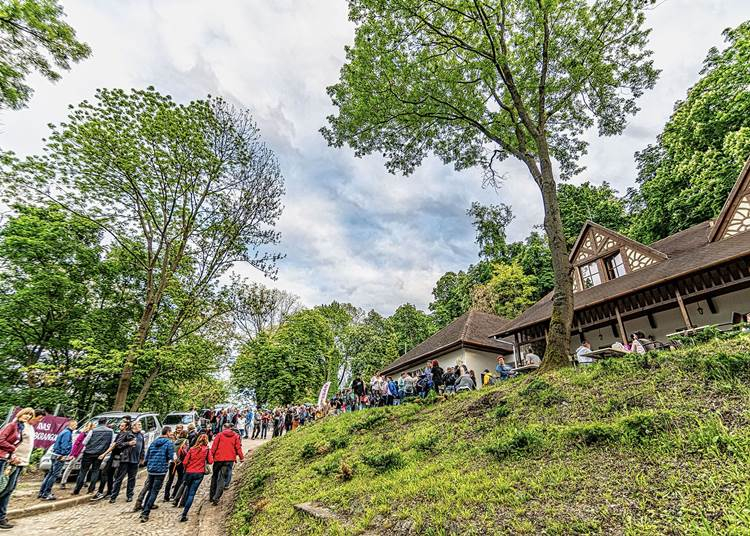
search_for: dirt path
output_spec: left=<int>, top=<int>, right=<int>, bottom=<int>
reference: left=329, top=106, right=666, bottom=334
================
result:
left=6, top=437, right=266, bottom=535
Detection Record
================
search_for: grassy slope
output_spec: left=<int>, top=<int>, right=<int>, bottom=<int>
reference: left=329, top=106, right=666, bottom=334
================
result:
left=231, top=336, right=750, bottom=535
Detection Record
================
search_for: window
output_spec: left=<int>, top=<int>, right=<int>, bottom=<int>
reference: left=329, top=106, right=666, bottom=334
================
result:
left=139, top=416, right=157, bottom=433
left=604, top=252, right=627, bottom=280
left=580, top=261, right=601, bottom=288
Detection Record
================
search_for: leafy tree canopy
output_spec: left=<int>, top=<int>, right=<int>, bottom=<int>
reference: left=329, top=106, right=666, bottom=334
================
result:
left=631, top=21, right=750, bottom=243
left=558, top=181, right=630, bottom=248
left=0, top=0, right=90, bottom=109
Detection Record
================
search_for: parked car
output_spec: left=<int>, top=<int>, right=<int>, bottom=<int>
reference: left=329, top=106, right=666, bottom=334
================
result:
left=163, top=411, right=198, bottom=428
left=39, top=411, right=162, bottom=473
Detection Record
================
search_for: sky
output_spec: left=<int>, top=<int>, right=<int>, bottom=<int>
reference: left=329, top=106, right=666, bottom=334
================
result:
left=2, top=0, right=750, bottom=315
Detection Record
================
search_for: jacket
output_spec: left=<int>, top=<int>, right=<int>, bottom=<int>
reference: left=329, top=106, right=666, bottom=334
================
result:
left=145, top=436, right=174, bottom=475
left=210, top=429, right=244, bottom=463
left=0, top=421, right=22, bottom=459
left=352, top=379, right=365, bottom=396
left=83, top=425, right=115, bottom=455
left=70, top=431, right=86, bottom=458
left=126, top=431, right=145, bottom=464
left=455, top=374, right=475, bottom=391
left=51, top=427, right=73, bottom=456
left=182, top=445, right=213, bottom=474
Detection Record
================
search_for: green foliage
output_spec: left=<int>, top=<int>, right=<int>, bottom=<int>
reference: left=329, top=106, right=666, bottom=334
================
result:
left=467, top=202, right=514, bottom=261
left=632, top=21, right=750, bottom=242
left=29, top=447, right=45, bottom=468
left=300, top=442, right=319, bottom=460
left=521, top=378, right=565, bottom=407
left=486, top=426, right=544, bottom=460
left=0, top=0, right=90, bottom=110
left=342, top=309, right=399, bottom=380
left=492, top=402, right=510, bottom=421
left=470, top=262, right=537, bottom=319
left=232, top=309, right=339, bottom=406
left=361, top=449, right=403, bottom=472
left=387, top=303, right=437, bottom=355
left=557, top=182, right=631, bottom=248
left=348, top=409, right=388, bottom=433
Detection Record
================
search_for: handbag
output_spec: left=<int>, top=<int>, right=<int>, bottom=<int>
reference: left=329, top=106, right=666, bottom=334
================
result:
left=203, top=449, right=211, bottom=475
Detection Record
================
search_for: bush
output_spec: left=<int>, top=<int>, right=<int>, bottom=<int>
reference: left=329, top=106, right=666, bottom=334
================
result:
left=338, top=461, right=353, bottom=481
left=300, top=442, right=319, bottom=460
left=521, top=379, right=565, bottom=407
left=328, top=435, right=349, bottom=451
left=565, top=422, right=618, bottom=447
left=312, top=457, right=340, bottom=477
left=486, top=427, right=544, bottom=460
left=361, top=450, right=404, bottom=472
left=349, top=410, right=388, bottom=433
left=493, top=403, right=510, bottom=420
left=410, top=431, right=439, bottom=452
left=30, top=448, right=45, bottom=469
left=618, top=411, right=673, bottom=444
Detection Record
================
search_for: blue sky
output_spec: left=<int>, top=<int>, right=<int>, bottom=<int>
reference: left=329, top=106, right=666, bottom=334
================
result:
left=3, top=0, right=750, bottom=314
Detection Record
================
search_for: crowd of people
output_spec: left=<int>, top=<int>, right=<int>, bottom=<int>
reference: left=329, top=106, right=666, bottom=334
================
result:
left=0, top=409, right=245, bottom=529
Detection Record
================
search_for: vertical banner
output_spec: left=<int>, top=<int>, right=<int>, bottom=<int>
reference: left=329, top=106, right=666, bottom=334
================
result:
left=317, top=382, right=331, bottom=406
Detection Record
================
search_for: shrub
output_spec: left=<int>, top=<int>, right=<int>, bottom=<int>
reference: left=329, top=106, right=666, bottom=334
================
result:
left=300, top=442, right=318, bottom=460
left=338, top=461, right=353, bottom=481
left=618, top=411, right=673, bottom=444
left=493, top=402, right=510, bottom=420
left=411, top=431, right=439, bottom=452
left=328, top=435, right=350, bottom=451
left=521, top=379, right=564, bottom=407
left=312, top=457, right=340, bottom=477
left=361, top=450, right=404, bottom=472
left=486, top=427, right=544, bottom=460
left=349, top=410, right=388, bottom=433
left=565, top=422, right=618, bottom=447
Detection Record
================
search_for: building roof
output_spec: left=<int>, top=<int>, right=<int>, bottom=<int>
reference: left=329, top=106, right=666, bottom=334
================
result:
left=494, top=220, right=750, bottom=337
left=381, top=310, right=513, bottom=375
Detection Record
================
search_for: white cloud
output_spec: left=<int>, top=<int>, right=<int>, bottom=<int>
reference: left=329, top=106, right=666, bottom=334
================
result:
left=2, top=0, right=750, bottom=315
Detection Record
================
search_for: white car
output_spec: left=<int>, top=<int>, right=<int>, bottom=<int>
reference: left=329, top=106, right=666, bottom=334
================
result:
left=39, top=411, right=162, bottom=474
left=163, top=411, right=199, bottom=428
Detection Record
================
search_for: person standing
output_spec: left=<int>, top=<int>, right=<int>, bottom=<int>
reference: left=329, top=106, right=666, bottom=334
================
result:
left=164, top=430, right=188, bottom=502
left=178, top=433, right=212, bottom=522
left=92, top=419, right=131, bottom=501
left=38, top=419, right=77, bottom=500
left=186, top=423, right=198, bottom=448
left=260, top=412, right=269, bottom=439
left=73, top=417, right=114, bottom=496
left=108, top=420, right=141, bottom=503
left=139, top=427, right=175, bottom=523
left=61, top=421, right=94, bottom=489
left=209, top=423, right=244, bottom=505
left=251, top=411, right=261, bottom=440
left=0, top=408, right=46, bottom=530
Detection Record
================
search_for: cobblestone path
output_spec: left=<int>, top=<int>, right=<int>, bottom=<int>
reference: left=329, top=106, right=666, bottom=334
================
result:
left=8, top=437, right=265, bottom=536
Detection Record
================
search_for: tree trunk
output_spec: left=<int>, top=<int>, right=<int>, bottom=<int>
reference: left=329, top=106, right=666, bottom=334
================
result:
left=534, top=150, right=574, bottom=371
left=112, top=301, right=156, bottom=410
left=129, top=366, right=160, bottom=412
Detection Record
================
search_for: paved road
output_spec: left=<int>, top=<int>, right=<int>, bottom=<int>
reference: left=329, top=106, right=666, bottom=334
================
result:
left=7, top=437, right=265, bottom=536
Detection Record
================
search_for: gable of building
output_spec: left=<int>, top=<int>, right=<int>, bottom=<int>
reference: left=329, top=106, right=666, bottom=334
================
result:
left=568, top=221, right=667, bottom=292
left=708, top=157, right=750, bottom=242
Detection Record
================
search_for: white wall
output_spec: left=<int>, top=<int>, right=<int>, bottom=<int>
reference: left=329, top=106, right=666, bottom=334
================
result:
left=387, top=347, right=465, bottom=379
left=464, top=348, right=515, bottom=387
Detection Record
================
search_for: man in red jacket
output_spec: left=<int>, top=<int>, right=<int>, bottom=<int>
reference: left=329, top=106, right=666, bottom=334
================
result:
left=208, top=423, right=243, bottom=505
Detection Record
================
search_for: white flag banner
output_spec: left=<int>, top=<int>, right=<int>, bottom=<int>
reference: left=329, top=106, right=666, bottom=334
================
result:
left=317, top=381, right=331, bottom=406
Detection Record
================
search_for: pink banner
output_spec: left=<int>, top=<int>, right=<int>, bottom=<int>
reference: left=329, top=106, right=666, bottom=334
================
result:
left=317, top=382, right=331, bottom=406
left=10, top=408, right=71, bottom=451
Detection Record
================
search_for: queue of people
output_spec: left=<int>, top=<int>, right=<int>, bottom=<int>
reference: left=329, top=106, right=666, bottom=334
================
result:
left=0, top=411, right=245, bottom=528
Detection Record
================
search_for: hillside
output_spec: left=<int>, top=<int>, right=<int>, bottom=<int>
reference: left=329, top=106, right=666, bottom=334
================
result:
left=230, top=336, right=750, bottom=535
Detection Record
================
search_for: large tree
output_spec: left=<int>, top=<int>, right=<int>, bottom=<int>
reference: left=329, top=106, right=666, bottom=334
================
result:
left=388, top=303, right=437, bottom=355
left=322, top=0, right=658, bottom=369
left=631, top=21, right=750, bottom=243
left=9, top=87, right=284, bottom=409
left=0, top=0, right=90, bottom=110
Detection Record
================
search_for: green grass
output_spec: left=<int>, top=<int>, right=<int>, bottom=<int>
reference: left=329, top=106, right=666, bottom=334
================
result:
left=230, top=336, right=750, bottom=535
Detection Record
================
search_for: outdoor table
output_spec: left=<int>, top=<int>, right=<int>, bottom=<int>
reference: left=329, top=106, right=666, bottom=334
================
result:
left=584, top=348, right=629, bottom=360
left=511, top=364, right=540, bottom=374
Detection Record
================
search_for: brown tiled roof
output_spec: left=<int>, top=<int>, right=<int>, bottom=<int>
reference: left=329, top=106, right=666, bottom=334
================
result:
left=381, top=310, right=513, bottom=375
left=495, top=220, right=750, bottom=336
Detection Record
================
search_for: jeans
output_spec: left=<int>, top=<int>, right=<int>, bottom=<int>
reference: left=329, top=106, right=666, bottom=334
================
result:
left=209, top=461, right=232, bottom=502
left=251, top=425, right=260, bottom=439
left=74, top=453, right=102, bottom=494
left=39, top=457, right=65, bottom=497
left=260, top=424, right=268, bottom=439
left=223, top=462, right=234, bottom=488
left=110, top=461, right=138, bottom=500
left=181, top=472, right=204, bottom=518
left=163, top=462, right=184, bottom=500
left=0, top=464, right=22, bottom=520
left=97, top=457, right=115, bottom=495
left=141, top=473, right=165, bottom=517
left=135, top=473, right=152, bottom=509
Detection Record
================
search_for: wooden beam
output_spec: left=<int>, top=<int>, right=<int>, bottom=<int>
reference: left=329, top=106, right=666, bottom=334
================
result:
left=706, top=296, right=718, bottom=315
left=614, top=306, right=628, bottom=345
left=647, top=313, right=657, bottom=329
left=675, top=288, right=694, bottom=329
left=513, top=332, right=521, bottom=366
